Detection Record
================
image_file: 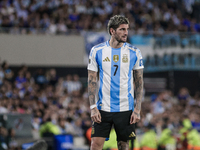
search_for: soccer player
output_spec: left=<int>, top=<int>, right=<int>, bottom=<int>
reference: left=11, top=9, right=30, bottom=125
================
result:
left=87, top=15, right=144, bottom=150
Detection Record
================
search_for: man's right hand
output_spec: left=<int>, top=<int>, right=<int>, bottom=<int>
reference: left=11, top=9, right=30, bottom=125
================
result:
left=91, top=107, right=101, bottom=123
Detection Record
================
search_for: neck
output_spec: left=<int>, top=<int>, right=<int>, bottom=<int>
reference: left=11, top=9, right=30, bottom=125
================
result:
left=109, top=38, right=124, bottom=49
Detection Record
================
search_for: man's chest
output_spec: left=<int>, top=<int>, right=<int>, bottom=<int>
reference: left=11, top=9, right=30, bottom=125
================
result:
left=97, top=49, right=134, bottom=76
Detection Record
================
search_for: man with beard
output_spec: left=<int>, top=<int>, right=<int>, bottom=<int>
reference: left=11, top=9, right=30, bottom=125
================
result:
left=88, top=15, right=144, bottom=150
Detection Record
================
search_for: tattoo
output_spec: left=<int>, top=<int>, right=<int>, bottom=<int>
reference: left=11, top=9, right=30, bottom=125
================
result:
left=92, top=109, right=98, bottom=115
left=88, top=70, right=97, bottom=106
left=133, top=69, right=143, bottom=111
left=117, top=141, right=129, bottom=150
left=134, top=111, right=140, bottom=117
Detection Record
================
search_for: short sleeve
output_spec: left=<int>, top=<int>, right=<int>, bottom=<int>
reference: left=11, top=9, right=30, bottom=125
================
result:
left=132, top=48, right=144, bottom=70
left=87, top=47, right=98, bottom=72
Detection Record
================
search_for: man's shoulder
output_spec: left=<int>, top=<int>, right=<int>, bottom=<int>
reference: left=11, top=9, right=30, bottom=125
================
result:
left=124, top=43, right=142, bottom=56
left=90, top=41, right=108, bottom=56
left=124, top=42, right=138, bottom=51
left=93, top=41, right=108, bottom=50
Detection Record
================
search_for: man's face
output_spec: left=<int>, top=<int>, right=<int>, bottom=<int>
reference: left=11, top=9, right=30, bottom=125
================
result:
left=112, top=24, right=129, bottom=43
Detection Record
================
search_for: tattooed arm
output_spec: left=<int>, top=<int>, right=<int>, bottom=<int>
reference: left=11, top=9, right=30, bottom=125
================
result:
left=130, top=69, right=143, bottom=124
left=88, top=70, right=101, bottom=123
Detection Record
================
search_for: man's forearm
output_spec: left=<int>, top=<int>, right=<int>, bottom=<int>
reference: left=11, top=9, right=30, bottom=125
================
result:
left=133, top=69, right=143, bottom=111
left=88, top=70, right=97, bottom=105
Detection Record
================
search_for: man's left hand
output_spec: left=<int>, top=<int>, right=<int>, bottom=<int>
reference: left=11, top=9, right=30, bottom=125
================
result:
left=130, top=109, right=140, bottom=124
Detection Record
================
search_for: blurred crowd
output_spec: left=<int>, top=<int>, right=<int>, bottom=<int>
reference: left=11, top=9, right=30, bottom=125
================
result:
left=144, top=53, right=200, bottom=69
left=0, top=59, right=200, bottom=149
left=0, top=60, right=91, bottom=149
left=138, top=88, right=200, bottom=149
left=0, top=0, right=200, bottom=34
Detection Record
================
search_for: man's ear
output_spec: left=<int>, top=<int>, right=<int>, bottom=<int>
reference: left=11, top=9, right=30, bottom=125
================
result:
left=110, top=28, right=115, bottom=35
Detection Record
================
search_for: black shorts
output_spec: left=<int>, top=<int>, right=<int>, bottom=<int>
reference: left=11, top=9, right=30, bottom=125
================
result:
left=91, top=110, right=136, bottom=142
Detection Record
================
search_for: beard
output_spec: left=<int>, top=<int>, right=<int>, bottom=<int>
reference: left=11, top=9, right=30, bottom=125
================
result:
left=114, top=33, right=127, bottom=43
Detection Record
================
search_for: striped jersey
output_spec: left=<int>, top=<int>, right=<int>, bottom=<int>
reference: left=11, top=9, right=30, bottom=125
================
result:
left=87, top=40, right=144, bottom=112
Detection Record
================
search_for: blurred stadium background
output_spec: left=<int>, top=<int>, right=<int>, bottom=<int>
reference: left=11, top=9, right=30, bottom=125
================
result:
left=0, top=0, right=200, bottom=150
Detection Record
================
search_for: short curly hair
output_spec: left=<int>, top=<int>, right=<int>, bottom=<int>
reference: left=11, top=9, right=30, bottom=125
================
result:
left=107, top=15, right=129, bottom=35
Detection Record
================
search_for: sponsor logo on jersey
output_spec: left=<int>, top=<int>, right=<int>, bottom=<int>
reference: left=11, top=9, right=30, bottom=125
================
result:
left=113, top=55, right=119, bottom=62
left=103, top=57, right=110, bottom=62
left=122, top=54, right=128, bottom=63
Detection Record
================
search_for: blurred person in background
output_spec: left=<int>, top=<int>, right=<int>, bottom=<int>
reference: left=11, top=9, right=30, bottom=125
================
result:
left=15, top=70, right=26, bottom=90
left=72, top=118, right=84, bottom=137
left=58, top=118, right=68, bottom=135
left=1, top=61, right=14, bottom=82
left=34, top=69, right=47, bottom=88
left=187, top=127, right=200, bottom=150
left=140, top=124, right=157, bottom=150
left=63, top=74, right=74, bottom=94
left=46, top=68, right=58, bottom=86
left=0, top=100, right=8, bottom=114
left=0, top=58, right=5, bottom=87
left=177, top=87, right=190, bottom=107
left=0, top=125, right=8, bottom=150
left=190, top=112, right=200, bottom=132
left=39, top=117, right=60, bottom=138
left=158, top=125, right=176, bottom=150
left=72, top=74, right=82, bottom=93
left=6, top=128, right=19, bottom=150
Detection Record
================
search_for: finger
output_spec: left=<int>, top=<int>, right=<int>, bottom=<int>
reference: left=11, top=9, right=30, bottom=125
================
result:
left=133, top=115, right=137, bottom=123
left=91, top=116, right=96, bottom=122
left=135, top=117, right=140, bottom=123
left=130, top=115, right=134, bottom=124
left=98, top=113, right=101, bottom=121
left=94, top=117, right=98, bottom=123
left=96, top=115, right=101, bottom=123
left=91, top=118, right=94, bottom=122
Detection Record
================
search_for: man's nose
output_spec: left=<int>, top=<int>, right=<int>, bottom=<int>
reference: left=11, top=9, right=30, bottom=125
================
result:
left=124, top=29, right=128, bottom=35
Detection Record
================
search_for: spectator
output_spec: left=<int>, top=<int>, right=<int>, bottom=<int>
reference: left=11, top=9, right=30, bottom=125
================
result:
left=48, top=19, right=57, bottom=35
left=0, top=67, right=4, bottom=87
left=32, top=115, right=41, bottom=132
left=58, top=118, right=67, bottom=134
left=71, top=118, right=84, bottom=137
left=0, top=58, right=4, bottom=87
left=6, top=128, right=19, bottom=150
left=34, top=69, right=46, bottom=88
left=178, top=87, right=190, bottom=107
left=39, top=118, right=61, bottom=138
left=63, top=74, right=73, bottom=94
left=46, top=68, right=58, bottom=86
left=15, top=70, right=26, bottom=90
left=0, top=125, right=8, bottom=150
left=72, top=74, right=82, bottom=92
left=1, top=61, right=14, bottom=82
left=57, top=19, right=68, bottom=34
left=0, top=101, right=8, bottom=114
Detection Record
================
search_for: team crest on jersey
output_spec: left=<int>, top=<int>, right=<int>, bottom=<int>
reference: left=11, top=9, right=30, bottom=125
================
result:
left=122, top=54, right=128, bottom=63
left=113, top=55, right=119, bottom=62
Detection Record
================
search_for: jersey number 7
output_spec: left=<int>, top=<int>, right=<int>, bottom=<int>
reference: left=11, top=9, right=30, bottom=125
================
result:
left=113, top=65, right=118, bottom=76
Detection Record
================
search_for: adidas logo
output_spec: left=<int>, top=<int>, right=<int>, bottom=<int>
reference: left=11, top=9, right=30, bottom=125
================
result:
left=103, top=57, right=110, bottom=62
left=129, top=132, right=136, bottom=137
